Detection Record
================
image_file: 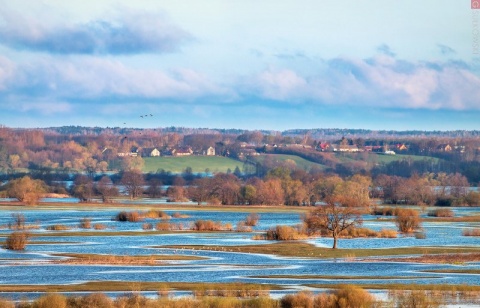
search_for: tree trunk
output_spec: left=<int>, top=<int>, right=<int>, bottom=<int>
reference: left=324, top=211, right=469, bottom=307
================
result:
left=332, top=235, right=338, bottom=249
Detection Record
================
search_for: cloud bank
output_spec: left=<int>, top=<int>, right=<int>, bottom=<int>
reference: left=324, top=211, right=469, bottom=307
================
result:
left=0, top=54, right=479, bottom=113
left=0, top=8, right=192, bottom=54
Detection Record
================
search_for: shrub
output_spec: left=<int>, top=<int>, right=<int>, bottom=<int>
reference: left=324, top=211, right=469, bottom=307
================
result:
left=10, top=213, right=25, bottom=230
left=115, top=211, right=142, bottom=222
left=244, top=213, right=260, bottom=226
left=79, top=217, right=92, bottom=229
left=465, top=191, right=480, bottom=206
left=172, top=212, right=190, bottom=218
left=280, top=291, right=314, bottom=308
left=395, top=208, right=422, bottom=233
left=372, top=206, right=396, bottom=216
left=142, top=223, right=153, bottom=230
left=93, top=224, right=107, bottom=230
left=33, top=293, right=67, bottom=308
left=390, top=290, right=443, bottom=308
left=144, top=210, right=171, bottom=220
left=340, top=227, right=377, bottom=238
left=265, top=225, right=306, bottom=240
left=428, top=209, right=454, bottom=217
left=334, top=285, right=375, bottom=308
left=0, top=297, right=14, bottom=308
left=236, top=221, right=252, bottom=232
left=5, top=232, right=29, bottom=250
left=114, top=293, right=148, bottom=308
left=67, top=293, right=113, bottom=308
left=192, top=220, right=224, bottom=231
left=46, top=224, right=70, bottom=231
left=435, top=197, right=453, bottom=207
left=463, top=229, right=480, bottom=236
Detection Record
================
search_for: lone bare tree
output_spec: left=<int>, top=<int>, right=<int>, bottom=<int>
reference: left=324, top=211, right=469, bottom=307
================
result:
left=7, top=176, right=46, bottom=205
left=304, top=196, right=363, bottom=249
left=121, top=169, right=145, bottom=199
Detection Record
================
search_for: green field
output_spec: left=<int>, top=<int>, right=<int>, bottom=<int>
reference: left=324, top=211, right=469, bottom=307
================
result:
left=250, top=154, right=326, bottom=171
left=367, top=153, right=440, bottom=164
left=334, top=152, right=440, bottom=165
left=143, top=156, right=245, bottom=174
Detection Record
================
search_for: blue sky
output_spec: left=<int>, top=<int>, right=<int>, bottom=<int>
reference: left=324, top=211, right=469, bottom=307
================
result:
left=0, top=0, right=479, bottom=131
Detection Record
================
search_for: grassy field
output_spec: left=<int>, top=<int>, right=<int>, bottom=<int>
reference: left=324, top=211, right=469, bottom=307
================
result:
left=143, top=156, right=245, bottom=173
left=368, top=153, right=441, bottom=164
left=250, top=154, right=326, bottom=171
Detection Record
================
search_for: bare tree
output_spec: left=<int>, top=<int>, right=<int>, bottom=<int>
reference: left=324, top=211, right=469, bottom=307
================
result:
left=121, top=169, right=145, bottom=199
left=304, top=196, right=363, bottom=249
left=96, top=176, right=119, bottom=203
left=7, top=176, right=46, bottom=205
left=72, top=174, right=94, bottom=202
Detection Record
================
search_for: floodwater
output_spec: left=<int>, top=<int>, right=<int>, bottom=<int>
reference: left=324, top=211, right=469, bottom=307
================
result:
left=0, top=204, right=479, bottom=302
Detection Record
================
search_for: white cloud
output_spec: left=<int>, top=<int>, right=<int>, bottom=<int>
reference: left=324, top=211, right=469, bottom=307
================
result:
left=0, top=7, right=192, bottom=54
left=248, top=56, right=480, bottom=110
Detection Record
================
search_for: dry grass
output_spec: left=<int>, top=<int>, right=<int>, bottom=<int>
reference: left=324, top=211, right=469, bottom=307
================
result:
left=378, top=228, right=398, bottom=238
left=172, top=212, right=190, bottom=218
left=192, top=283, right=270, bottom=298
left=428, top=208, right=454, bottom=217
left=155, top=222, right=184, bottom=231
left=373, top=253, right=480, bottom=264
left=281, top=286, right=375, bottom=308
left=259, top=225, right=308, bottom=241
left=160, top=242, right=480, bottom=260
left=191, top=220, right=232, bottom=231
left=53, top=253, right=204, bottom=266
left=46, top=224, right=71, bottom=231
left=144, top=210, right=171, bottom=220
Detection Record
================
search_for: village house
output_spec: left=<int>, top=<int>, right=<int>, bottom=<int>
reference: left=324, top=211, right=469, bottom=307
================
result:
left=205, top=146, right=215, bottom=156
left=332, top=144, right=359, bottom=152
left=141, top=147, right=161, bottom=157
left=170, top=147, right=193, bottom=156
left=117, top=146, right=139, bottom=157
left=437, top=144, right=453, bottom=152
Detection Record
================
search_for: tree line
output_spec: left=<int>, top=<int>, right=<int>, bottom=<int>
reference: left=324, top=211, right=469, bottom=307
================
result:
left=3, top=167, right=478, bottom=208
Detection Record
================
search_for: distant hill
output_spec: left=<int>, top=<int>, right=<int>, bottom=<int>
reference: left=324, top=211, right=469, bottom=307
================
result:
left=30, top=126, right=480, bottom=139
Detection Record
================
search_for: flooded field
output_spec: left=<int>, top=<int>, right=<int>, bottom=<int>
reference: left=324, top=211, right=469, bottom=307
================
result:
left=0, top=203, right=479, bottom=302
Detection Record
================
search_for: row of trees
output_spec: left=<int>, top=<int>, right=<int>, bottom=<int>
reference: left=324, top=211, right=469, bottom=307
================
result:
left=3, top=168, right=478, bottom=207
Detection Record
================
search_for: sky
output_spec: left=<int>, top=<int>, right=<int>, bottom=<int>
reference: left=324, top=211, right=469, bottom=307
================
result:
left=0, top=0, right=479, bottom=131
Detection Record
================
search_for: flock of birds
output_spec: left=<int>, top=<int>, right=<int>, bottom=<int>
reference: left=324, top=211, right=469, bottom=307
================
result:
left=123, top=114, right=154, bottom=125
